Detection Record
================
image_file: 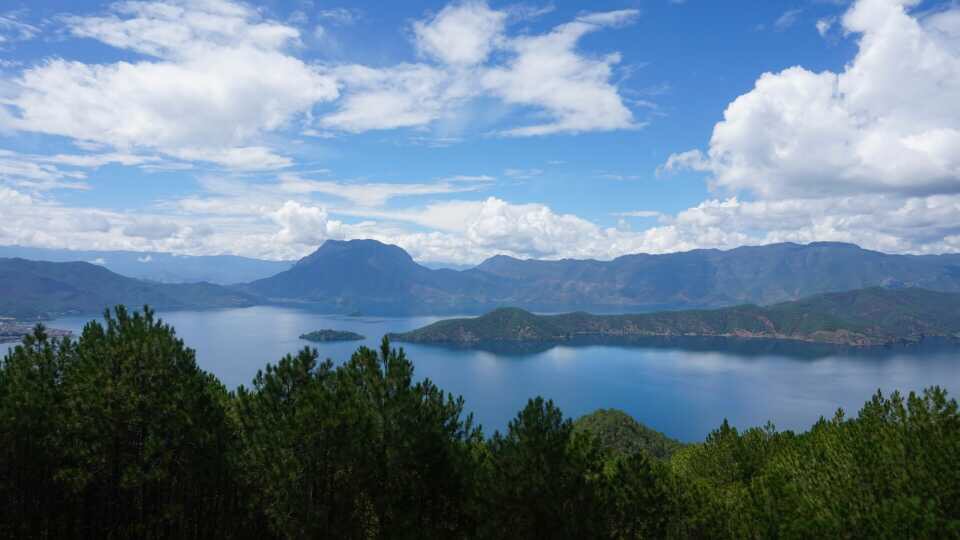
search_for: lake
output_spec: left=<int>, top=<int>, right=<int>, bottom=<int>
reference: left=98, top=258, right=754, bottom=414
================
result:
left=3, top=305, right=958, bottom=442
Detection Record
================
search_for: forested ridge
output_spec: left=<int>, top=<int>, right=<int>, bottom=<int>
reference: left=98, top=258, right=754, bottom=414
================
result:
left=1, top=306, right=958, bottom=538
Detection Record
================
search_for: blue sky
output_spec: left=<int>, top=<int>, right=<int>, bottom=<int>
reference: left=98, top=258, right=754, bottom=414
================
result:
left=0, top=0, right=958, bottom=263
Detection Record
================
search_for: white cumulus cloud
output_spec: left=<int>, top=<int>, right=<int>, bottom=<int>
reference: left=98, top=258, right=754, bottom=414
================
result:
left=271, top=201, right=345, bottom=247
left=1, top=0, right=338, bottom=169
left=319, top=63, right=459, bottom=132
left=414, top=1, right=506, bottom=66
left=482, top=10, right=639, bottom=136
left=664, top=0, right=960, bottom=198
left=320, top=3, right=638, bottom=136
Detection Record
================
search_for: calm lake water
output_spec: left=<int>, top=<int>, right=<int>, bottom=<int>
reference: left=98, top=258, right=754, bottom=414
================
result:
left=3, top=305, right=959, bottom=442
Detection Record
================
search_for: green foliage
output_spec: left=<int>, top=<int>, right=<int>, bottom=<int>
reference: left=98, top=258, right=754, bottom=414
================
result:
left=234, top=337, right=480, bottom=538
left=2, top=304, right=959, bottom=538
left=0, top=325, right=73, bottom=537
left=601, top=451, right=681, bottom=539
left=0, top=307, right=243, bottom=538
left=478, top=397, right=607, bottom=538
left=670, top=390, right=960, bottom=538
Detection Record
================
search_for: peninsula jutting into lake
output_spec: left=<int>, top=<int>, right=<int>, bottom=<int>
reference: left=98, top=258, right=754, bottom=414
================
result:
left=392, top=287, right=960, bottom=347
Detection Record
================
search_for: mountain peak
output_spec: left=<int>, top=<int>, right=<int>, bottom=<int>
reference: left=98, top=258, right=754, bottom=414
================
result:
left=475, top=254, right=525, bottom=275
left=247, top=238, right=472, bottom=311
left=319, top=238, right=390, bottom=250
left=297, top=239, right=415, bottom=267
left=478, top=254, right=521, bottom=264
left=805, top=241, right=861, bottom=250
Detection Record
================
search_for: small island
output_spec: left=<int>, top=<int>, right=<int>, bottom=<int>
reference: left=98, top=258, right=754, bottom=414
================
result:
left=299, top=329, right=365, bottom=343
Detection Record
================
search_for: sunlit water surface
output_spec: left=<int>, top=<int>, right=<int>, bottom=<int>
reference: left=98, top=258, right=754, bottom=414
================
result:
left=3, top=306, right=958, bottom=442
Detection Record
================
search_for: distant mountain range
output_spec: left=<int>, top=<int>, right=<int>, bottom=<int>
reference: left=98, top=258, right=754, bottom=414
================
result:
left=4, top=239, right=960, bottom=321
left=0, top=258, right=256, bottom=319
left=244, top=239, right=960, bottom=315
left=391, top=288, right=960, bottom=347
left=0, top=245, right=291, bottom=285
left=472, top=241, right=960, bottom=311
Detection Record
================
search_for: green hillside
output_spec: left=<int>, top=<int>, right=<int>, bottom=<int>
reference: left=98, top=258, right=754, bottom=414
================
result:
left=574, top=409, right=685, bottom=460
left=393, top=287, right=960, bottom=347
left=0, top=258, right=257, bottom=319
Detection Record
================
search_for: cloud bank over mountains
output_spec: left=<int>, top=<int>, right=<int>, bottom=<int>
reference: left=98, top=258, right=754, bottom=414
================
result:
left=0, top=0, right=958, bottom=263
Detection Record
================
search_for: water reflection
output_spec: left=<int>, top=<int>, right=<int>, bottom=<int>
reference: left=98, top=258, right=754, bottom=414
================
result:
left=410, top=334, right=959, bottom=360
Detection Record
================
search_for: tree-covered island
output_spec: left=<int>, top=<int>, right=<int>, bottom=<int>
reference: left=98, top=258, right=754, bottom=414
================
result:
left=299, top=329, right=365, bottom=342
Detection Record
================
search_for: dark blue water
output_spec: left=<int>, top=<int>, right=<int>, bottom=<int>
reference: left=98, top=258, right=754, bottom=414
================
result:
left=3, top=306, right=958, bottom=442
